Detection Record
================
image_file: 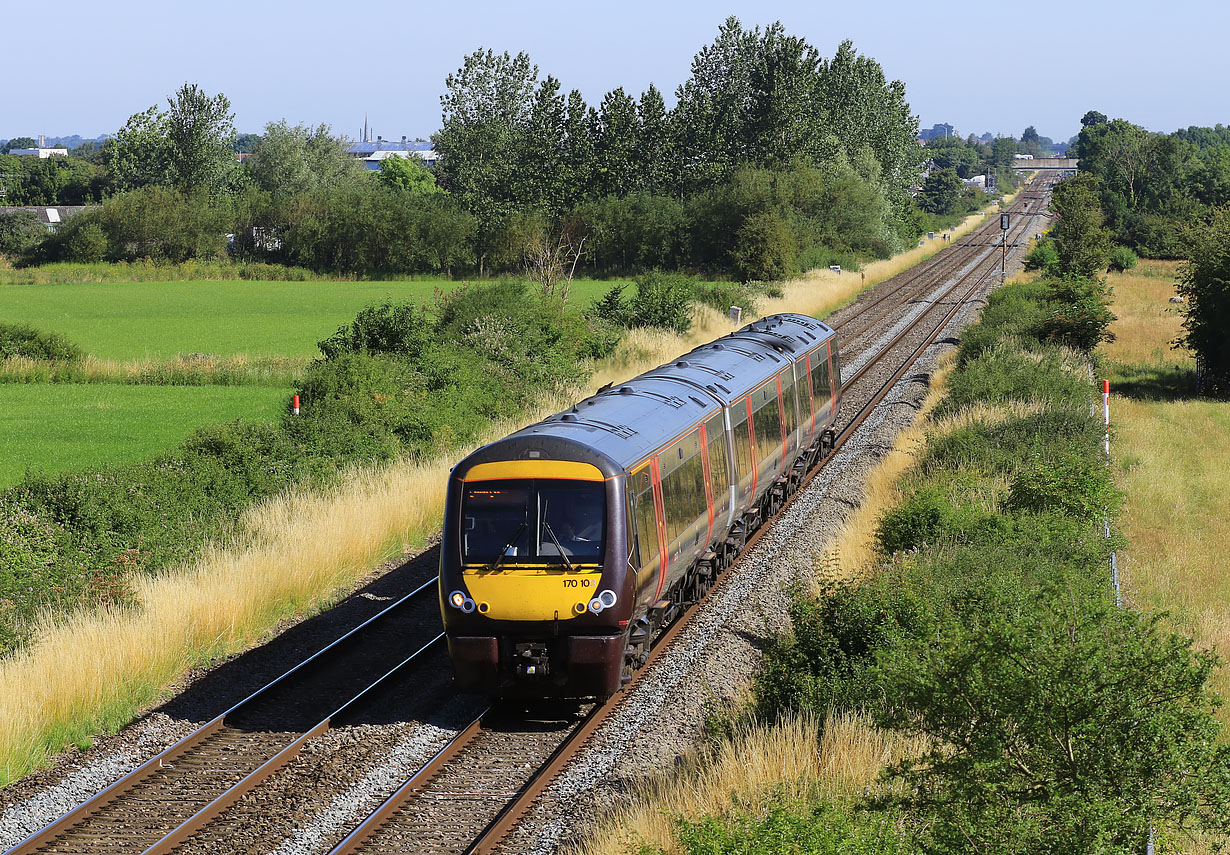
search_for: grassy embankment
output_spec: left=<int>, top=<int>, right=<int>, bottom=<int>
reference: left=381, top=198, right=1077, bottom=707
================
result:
left=0, top=206, right=999, bottom=788
left=1098, top=260, right=1230, bottom=727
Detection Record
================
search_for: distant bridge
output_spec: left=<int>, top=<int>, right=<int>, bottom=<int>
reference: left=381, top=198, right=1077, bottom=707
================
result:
left=1015, top=157, right=1078, bottom=171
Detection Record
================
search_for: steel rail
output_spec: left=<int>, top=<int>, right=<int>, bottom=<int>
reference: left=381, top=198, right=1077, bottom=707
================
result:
left=4, top=576, right=444, bottom=855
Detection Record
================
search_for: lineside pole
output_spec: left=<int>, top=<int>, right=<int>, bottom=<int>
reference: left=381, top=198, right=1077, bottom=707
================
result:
left=1103, top=379, right=1120, bottom=605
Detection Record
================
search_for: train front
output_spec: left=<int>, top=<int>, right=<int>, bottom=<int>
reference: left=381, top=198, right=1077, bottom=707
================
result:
left=439, top=437, right=633, bottom=698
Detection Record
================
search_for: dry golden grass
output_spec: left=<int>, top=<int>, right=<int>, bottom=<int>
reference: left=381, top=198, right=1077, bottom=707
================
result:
left=0, top=199, right=1004, bottom=787
left=0, top=353, right=306, bottom=386
left=1097, top=260, right=1230, bottom=730
left=1102, top=260, right=1190, bottom=369
left=576, top=713, right=919, bottom=855
left=816, top=352, right=957, bottom=582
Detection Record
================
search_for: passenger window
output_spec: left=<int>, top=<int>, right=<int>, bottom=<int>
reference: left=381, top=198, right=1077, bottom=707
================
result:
left=632, top=481, right=658, bottom=567
left=780, top=369, right=798, bottom=437
left=752, top=386, right=782, bottom=458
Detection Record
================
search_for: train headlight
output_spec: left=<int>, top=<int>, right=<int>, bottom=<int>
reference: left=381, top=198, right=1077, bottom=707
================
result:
left=449, top=590, right=476, bottom=613
left=588, top=590, right=618, bottom=614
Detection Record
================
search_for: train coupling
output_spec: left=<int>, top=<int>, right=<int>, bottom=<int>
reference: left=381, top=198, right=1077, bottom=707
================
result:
left=515, top=641, right=551, bottom=677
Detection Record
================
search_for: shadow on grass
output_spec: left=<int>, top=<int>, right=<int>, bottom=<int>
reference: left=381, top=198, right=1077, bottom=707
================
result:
left=1103, top=359, right=1199, bottom=402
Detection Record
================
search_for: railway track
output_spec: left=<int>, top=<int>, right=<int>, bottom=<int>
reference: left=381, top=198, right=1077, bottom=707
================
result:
left=6, top=177, right=1051, bottom=855
left=322, top=177, right=1054, bottom=855
left=3, top=578, right=449, bottom=855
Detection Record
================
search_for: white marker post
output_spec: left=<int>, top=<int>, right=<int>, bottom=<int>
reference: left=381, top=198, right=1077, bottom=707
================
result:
left=1102, top=379, right=1120, bottom=606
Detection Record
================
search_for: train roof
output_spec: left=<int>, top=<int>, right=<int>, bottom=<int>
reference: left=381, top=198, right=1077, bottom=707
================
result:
left=455, top=314, right=835, bottom=477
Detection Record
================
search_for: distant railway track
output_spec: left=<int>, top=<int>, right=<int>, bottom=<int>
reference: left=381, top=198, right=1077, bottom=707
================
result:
left=6, top=178, right=1051, bottom=855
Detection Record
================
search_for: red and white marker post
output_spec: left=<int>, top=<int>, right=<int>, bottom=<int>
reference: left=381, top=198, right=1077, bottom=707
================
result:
left=292, top=394, right=301, bottom=416
left=1107, top=381, right=1116, bottom=457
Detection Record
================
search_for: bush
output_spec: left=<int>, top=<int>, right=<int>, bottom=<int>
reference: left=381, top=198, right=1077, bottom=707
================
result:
left=61, top=222, right=107, bottom=263
left=1108, top=244, right=1139, bottom=271
left=317, top=301, right=433, bottom=360
left=629, top=271, right=694, bottom=334
left=1004, top=450, right=1121, bottom=519
left=1035, top=275, right=1116, bottom=351
left=671, top=795, right=906, bottom=855
left=1023, top=240, right=1060, bottom=274
left=731, top=209, right=799, bottom=281
left=0, top=323, right=84, bottom=361
left=0, top=211, right=46, bottom=258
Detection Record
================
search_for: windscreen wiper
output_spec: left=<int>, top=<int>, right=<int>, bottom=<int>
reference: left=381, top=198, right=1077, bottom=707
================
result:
left=487, top=521, right=527, bottom=573
left=541, top=520, right=575, bottom=573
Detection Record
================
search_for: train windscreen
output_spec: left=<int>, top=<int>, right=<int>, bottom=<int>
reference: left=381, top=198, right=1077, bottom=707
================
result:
left=462, top=479, right=605, bottom=565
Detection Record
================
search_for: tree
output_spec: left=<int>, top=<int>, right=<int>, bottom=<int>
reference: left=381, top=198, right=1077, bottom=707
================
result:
left=103, top=106, right=171, bottom=190
left=594, top=87, right=639, bottom=197
left=3, top=136, right=36, bottom=153
left=1050, top=172, right=1111, bottom=276
left=1081, top=109, right=1109, bottom=127
left=164, top=83, right=238, bottom=195
left=249, top=120, right=362, bottom=198
left=1176, top=206, right=1230, bottom=396
left=918, top=168, right=963, bottom=214
left=560, top=89, right=596, bottom=206
left=636, top=84, right=672, bottom=194
left=518, top=75, right=567, bottom=214
left=377, top=154, right=442, bottom=196
left=1020, top=125, right=1041, bottom=156
left=877, top=581, right=1230, bottom=854
left=434, top=48, right=539, bottom=273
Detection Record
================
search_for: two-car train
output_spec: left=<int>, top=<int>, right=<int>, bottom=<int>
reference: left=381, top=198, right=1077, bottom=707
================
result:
left=439, top=313, right=842, bottom=698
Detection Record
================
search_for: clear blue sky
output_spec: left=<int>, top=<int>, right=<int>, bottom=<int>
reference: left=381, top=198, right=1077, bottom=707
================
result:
left=4, top=0, right=1227, bottom=144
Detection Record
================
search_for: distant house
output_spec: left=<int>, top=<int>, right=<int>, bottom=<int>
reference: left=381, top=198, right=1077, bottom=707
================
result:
left=346, top=139, right=437, bottom=171
left=0, top=206, right=93, bottom=232
left=9, top=148, right=69, bottom=158
left=346, top=119, right=436, bottom=170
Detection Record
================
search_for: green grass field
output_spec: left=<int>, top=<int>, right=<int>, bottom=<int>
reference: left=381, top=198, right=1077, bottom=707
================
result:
left=0, top=279, right=620, bottom=361
left=0, top=383, right=290, bottom=487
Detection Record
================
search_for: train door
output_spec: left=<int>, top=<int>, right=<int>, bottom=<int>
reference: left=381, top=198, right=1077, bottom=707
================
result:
left=811, top=345, right=832, bottom=428
left=628, top=465, right=661, bottom=604
left=779, top=367, right=799, bottom=461
left=729, top=399, right=754, bottom=511
left=703, top=412, right=730, bottom=539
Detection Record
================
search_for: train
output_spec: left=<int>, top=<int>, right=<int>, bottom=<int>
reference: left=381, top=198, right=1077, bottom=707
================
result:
left=439, top=313, right=842, bottom=698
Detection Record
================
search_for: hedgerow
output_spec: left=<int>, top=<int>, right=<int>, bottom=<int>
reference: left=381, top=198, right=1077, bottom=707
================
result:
left=0, top=284, right=617, bottom=655
left=752, top=276, right=1230, bottom=851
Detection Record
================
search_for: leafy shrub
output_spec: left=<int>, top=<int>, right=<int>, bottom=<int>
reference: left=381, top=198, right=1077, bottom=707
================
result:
left=1108, top=244, right=1139, bottom=272
left=670, top=795, right=906, bottom=855
left=0, top=323, right=84, bottom=361
left=0, top=211, right=46, bottom=258
left=317, top=301, right=433, bottom=360
left=731, top=209, right=799, bottom=281
left=61, top=222, right=108, bottom=263
left=1004, top=451, right=1121, bottom=519
left=875, top=488, right=1006, bottom=554
left=1035, top=275, right=1116, bottom=351
left=629, top=271, right=694, bottom=334
left=1023, top=240, right=1060, bottom=274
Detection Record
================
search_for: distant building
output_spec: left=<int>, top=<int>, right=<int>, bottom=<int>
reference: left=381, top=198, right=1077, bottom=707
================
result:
left=9, top=147, right=68, bottom=158
left=0, top=206, right=93, bottom=232
left=919, top=123, right=956, bottom=141
left=347, top=117, right=437, bottom=170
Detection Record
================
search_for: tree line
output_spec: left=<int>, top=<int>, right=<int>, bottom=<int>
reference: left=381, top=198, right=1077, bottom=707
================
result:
left=1046, top=110, right=1230, bottom=396
left=1, top=18, right=960, bottom=281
